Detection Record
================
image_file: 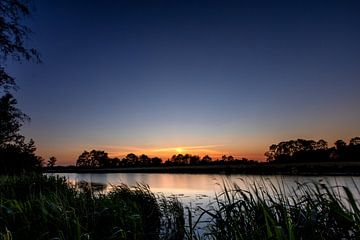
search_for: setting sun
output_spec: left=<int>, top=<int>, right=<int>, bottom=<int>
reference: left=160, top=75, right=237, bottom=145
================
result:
left=2, top=0, right=360, bottom=238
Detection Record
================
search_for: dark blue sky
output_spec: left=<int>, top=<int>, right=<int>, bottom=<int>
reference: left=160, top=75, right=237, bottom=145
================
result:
left=8, top=0, right=360, bottom=164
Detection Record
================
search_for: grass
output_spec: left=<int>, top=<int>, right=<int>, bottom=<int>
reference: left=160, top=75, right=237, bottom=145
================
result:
left=0, top=174, right=184, bottom=240
left=189, top=178, right=360, bottom=240
left=1, top=174, right=360, bottom=240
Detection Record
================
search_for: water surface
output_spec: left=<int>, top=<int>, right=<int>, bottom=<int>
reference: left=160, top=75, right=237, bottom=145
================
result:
left=48, top=173, right=360, bottom=208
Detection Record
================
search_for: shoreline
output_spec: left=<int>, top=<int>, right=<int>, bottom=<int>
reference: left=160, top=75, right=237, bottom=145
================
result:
left=44, top=162, right=360, bottom=176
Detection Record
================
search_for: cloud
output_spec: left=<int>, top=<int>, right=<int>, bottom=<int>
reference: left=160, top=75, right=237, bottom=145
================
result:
left=152, top=144, right=223, bottom=152
left=98, top=144, right=224, bottom=157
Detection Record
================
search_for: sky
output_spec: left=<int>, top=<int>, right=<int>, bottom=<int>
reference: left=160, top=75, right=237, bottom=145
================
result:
left=7, top=0, right=360, bottom=165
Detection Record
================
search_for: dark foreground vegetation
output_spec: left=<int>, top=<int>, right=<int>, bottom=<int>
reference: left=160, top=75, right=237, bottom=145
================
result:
left=0, top=174, right=184, bottom=240
left=1, top=2, right=360, bottom=239
left=1, top=174, right=360, bottom=240
left=0, top=0, right=43, bottom=175
left=189, top=180, right=360, bottom=240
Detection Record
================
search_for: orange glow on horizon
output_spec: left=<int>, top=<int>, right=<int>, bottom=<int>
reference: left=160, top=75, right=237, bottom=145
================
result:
left=104, top=144, right=223, bottom=159
left=96, top=144, right=266, bottom=162
left=38, top=144, right=267, bottom=166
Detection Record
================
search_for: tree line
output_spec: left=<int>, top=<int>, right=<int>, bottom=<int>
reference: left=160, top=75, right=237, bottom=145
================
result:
left=265, top=137, right=360, bottom=163
left=75, top=150, right=256, bottom=168
left=2, top=1, right=359, bottom=173
left=70, top=137, right=360, bottom=169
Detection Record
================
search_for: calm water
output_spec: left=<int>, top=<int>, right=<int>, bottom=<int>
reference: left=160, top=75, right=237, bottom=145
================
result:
left=48, top=173, right=360, bottom=208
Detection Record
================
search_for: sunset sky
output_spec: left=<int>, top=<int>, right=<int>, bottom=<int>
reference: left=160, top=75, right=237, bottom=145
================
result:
left=8, top=0, right=360, bottom=165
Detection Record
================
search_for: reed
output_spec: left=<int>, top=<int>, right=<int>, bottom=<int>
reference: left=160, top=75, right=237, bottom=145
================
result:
left=189, top=178, right=360, bottom=240
left=0, top=174, right=184, bottom=240
left=2, top=174, right=360, bottom=239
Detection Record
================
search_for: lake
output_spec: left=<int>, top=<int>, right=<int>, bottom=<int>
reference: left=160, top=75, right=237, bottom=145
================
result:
left=48, top=173, right=360, bottom=209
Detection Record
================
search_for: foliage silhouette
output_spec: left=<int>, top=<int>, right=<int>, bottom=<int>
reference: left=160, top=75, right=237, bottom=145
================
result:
left=73, top=137, right=360, bottom=170
left=0, top=1, right=42, bottom=174
left=0, top=93, right=29, bottom=145
left=0, top=94, right=41, bottom=173
left=75, top=150, right=256, bottom=169
left=265, top=137, right=360, bottom=163
left=47, top=156, right=57, bottom=168
left=0, top=0, right=41, bottom=91
left=76, top=150, right=111, bottom=168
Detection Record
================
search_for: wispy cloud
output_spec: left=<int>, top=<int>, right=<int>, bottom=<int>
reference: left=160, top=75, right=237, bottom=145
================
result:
left=152, top=144, right=223, bottom=152
left=97, top=144, right=224, bottom=157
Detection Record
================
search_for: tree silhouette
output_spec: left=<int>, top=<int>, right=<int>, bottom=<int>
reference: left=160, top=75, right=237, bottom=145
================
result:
left=0, top=0, right=40, bottom=90
left=124, top=153, right=139, bottom=166
left=47, top=156, right=57, bottom=168
left=76, top=151, right=90, bottom=167
left=334, top=140, right=347, bottom=150
left=151, top=157, right=162, bottom=166
left=0, top=1, right=42, bottom=174
left=0, top=94, right=41, bottom=173
left=350, top=137, right=360, bottom=146
left=265, top=144, right=277, bottom=161
left=201, top=155, right=212, bottom=163
left=227, top=155, right=234, bottom=161
left=0, top=138, right=42, bottom=173
left=0, top=93, right=29, bottom=145
left=76, top=150, right=111, bottom=168
left=171, top=154, right=184, bottom=165
left=347, top=137, right=360, bottom=161
left=316, top=139, right=328, bottom=150
left=189, top=155, right=200, bottom=165
left=183, top=154, right=191, bottom=165
left=93, top=150, right=110, bottom=168
left=265, top=139, right=330, bottom=163
left=139, top=154, right=150, bottom=166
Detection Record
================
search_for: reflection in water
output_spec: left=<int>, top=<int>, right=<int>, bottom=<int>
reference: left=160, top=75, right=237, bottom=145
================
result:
left=76, top=181, right=108, bottom=193
left=48, top=173, right=360, bottom=208
left=47, top=173, right=360, bottom=235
